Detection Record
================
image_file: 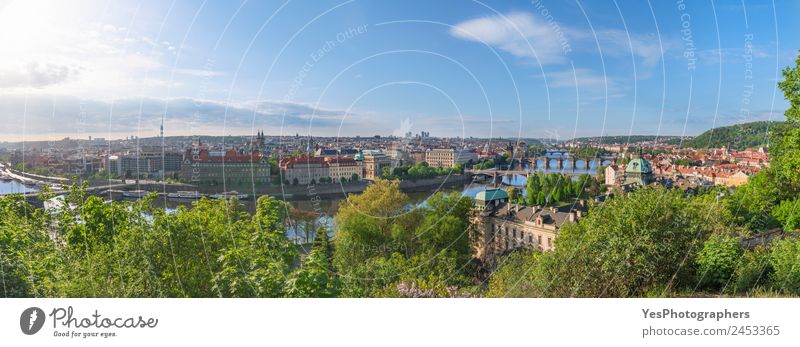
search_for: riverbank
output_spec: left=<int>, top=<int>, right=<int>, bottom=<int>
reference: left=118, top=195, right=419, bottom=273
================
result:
left=250, top=174, right=473, bottom=201
left=0, top=162, right=69, bottom=184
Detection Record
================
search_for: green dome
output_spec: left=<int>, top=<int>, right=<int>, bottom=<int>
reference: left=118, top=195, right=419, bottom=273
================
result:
left=625, top=158, right=652, bottom=174
left=476, top=188, right=508, bottom=201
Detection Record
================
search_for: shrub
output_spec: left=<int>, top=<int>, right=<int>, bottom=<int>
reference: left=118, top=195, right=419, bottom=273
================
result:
left=695, top=235, right=744, bottom=290
left=770, top=237, right=800, bottom=294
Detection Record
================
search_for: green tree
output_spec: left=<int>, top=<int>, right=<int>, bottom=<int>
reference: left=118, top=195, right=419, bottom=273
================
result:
left=695, top=235, right=744, bottom=290
left=772, top=198, right=800, bottom=231
left=772, top=51, right=800, bottom=189
left=526, top=174, right=540, bottom=205
left=725, top=169, right=782, bottom=231
left=332, top=180, right=475, bottom=297
left=0, top=194, right=58, bottom=297
left=508, top=187, right=520, bottom=202
left=286, top=226, right=340, bottom=297
left=525, top=188, right=727, bottom=297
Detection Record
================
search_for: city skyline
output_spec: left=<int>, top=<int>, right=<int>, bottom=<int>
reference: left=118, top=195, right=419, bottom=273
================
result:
left=1, top=0, right=798, bottom=141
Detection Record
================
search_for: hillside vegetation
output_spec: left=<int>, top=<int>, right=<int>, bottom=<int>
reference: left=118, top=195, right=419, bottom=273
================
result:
left=680, top=121, right=782, bottom=150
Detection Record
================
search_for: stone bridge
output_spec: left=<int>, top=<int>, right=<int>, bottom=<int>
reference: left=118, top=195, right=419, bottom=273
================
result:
left=527, top=156, right=616, bottom=170
left=468, top=168, right=596, bottom=185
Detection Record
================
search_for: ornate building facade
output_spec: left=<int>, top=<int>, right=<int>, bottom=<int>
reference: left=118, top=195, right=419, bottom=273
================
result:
left=472, top=188, right=588, bottom=267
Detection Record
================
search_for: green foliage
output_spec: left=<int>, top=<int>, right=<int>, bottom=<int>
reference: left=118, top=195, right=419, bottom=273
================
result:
left=487, top=250, right=540, bottom=297
left=695, top=235, right=744, bottom=290
left=382, top=162, right=464, bottom=180
left=733, top=246, right=772, bottom=293
left=519, top=188, right=726, bottom=297
left=0, top=182, right=297, bottom=298
left=779, top=51, right=800, bottom=122
left=524, top=172, right=599, bottom=206
left=473, top=159, right=495, bottom=170
left=286, top=226, right=340, bottom=297
left=571, top=135, right=675, bottom=145
left=725, top=169, right=783, bottom=231
left=527, top=144, right=546, bottom=156
left=13, top=163, right=59, bottom=177
left=769, top=237, right=800, bottom=295
left=568, top=145, right=610, bottom=158
left=508, top=187, right=520, bottom=202
left=0, top=194, right=57, bottom=297
left=211, top=195, right=298, bottom=297
left=772, top=198, right=800, bottom=231
left=332, top=180, right=475, bottom=297
left=679, top=121, right=780, bottom=150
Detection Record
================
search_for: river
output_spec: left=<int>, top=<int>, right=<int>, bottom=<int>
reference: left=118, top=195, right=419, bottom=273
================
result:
left=0, top=179, right=38, bottom=195
left=4, top=150, right=606, bottom=243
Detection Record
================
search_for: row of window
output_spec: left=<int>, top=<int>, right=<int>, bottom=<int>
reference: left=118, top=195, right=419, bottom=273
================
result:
left=490, top=223, right=552, bottom=250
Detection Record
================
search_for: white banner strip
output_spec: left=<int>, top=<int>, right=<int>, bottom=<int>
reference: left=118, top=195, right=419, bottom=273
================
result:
left=1, top=299, right=797, bottom=346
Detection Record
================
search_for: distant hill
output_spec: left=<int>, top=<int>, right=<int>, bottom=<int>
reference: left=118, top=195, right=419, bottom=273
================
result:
left=570, top=135, right=688, bottom=145
left=679, top=121, right=782, bottom=150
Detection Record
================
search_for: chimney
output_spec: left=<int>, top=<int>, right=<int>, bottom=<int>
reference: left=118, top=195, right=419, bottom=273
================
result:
left=568, top=211, right=576, bottom=222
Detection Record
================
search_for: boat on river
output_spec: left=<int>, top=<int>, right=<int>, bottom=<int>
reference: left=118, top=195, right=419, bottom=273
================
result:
left=210, top=191, right=249, bottom=200
left=122, top=190, right=149, bottom=198
left=167, top=191, right=205, bottom=199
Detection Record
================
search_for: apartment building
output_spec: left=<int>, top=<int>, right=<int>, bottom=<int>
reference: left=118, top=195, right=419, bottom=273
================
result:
left=425, top=148, right=478, bottom=168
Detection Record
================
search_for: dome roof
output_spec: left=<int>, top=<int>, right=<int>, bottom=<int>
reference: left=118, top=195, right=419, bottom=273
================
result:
left=625, top=158, right=652, bottom=174
left=476, top=188, right=509, bottom=201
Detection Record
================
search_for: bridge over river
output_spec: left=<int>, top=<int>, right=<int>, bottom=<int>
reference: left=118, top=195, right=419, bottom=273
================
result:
left=468, top=169, right=590, bottom=182
left=526, top=156, right=617, bottom=170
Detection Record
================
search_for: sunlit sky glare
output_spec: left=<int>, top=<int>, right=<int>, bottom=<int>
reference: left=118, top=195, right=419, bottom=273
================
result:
left=0, top=0, right=798, bottom=142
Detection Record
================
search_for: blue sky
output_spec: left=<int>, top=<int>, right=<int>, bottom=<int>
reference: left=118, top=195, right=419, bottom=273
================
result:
left=0, top=0, right=798, bottom=141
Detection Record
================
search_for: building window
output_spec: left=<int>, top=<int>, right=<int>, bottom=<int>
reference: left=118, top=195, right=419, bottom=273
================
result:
left=547, top=237, right=552, bottom=248
left=538, top=235, right=542, bottom=245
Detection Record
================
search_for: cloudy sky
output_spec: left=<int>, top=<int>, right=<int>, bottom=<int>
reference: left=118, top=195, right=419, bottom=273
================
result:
left=0, top=0, right=797, bottom=141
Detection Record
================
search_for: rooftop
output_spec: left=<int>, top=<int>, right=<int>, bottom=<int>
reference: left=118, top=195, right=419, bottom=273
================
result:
left=476, top=188, right=509, bottom=201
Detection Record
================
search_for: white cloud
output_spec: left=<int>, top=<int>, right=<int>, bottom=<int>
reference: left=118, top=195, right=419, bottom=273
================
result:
left=696, top=47, right=771, bottom=65
left=173, top=68, right=226, bottom=78
left=450, top=12, right=569, bottom=65
left=0, top=62, right=82, bottom=88
left=450, top=12, right=668, bottom=70
left=545, top=68, right=609, bottom=89
left=596, top=30, right=667, bottom=68
left=0, top=94, right=353, bottom=141
left=0, top=1, right=180, bottom=99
